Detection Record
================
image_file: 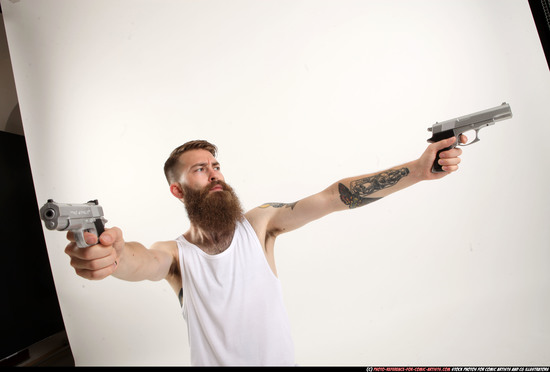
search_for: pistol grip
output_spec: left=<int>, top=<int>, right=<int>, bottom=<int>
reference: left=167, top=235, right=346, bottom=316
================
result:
left=431, top=137, right=458, bottom=173
left=94, top=218, right=106, bottom=240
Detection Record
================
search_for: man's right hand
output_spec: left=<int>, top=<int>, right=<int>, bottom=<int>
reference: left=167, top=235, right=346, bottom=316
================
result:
left=65, top=227, right=124, bottom=280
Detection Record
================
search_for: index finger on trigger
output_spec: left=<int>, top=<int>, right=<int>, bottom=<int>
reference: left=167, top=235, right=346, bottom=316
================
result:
left=432, top=136, right=457, bottom=152
left=83, top=231, right=99, bottom=246
left=67, top=231, right=96, bottom=244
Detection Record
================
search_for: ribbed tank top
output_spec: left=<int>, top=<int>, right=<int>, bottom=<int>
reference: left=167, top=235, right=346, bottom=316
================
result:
left=176, top=218, right=295, bottom=366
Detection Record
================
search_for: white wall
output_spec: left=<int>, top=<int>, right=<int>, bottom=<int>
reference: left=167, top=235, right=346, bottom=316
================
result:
left=2, top=0, right=549, bottom=366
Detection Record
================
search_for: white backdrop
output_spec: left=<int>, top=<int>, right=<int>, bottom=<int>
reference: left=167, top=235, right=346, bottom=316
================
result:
left=2, top=0, right=549, bottom=366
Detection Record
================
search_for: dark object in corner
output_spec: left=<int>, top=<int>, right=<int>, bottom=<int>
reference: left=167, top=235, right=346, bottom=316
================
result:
left=0, top=131, right=71, bottom=365
left=529, top=0, right=550, bottom=70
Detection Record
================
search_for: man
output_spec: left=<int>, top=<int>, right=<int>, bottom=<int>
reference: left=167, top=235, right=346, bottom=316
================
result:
left=65, top=136, right=465, bottom=366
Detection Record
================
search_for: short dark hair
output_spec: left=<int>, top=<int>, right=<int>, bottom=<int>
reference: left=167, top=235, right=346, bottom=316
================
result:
left=164, top=140, right=218, bottom=184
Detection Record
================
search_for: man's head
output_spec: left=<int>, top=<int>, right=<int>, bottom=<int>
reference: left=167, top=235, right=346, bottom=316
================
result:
left=164, top=140, right=218, bottom=186
left=164, top=140, right=243, bottom=232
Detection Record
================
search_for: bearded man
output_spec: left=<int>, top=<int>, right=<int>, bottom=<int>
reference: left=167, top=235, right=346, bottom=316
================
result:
left=65, top=137, right=465, bottom=366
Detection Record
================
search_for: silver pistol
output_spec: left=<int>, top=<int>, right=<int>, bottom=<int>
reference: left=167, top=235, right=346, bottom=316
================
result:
left=40, top=199, right=107, bottom=248
left=427, top=102, right=513, bottom=172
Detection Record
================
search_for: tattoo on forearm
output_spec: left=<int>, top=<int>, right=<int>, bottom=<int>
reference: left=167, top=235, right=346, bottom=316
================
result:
left=259, top=202, right=298, bottom=210
left=339, top=167, right=410, bottom=209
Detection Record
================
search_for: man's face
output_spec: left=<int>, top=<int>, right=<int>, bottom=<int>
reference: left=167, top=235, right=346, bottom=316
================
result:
left=177, top=149, right=225, bottom=192
left=174, top=149, right=243, bottom=232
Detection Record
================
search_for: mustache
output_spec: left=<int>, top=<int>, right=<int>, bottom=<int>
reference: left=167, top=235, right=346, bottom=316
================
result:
left=190, top=180, right=233, bottom=201
left=202, top=180, right=228, bottom=193
left=210, top=180, right=226, bottom=188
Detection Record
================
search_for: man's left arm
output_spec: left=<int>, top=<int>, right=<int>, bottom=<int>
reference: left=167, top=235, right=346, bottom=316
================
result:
left=245, top=136, right=465, bottom=238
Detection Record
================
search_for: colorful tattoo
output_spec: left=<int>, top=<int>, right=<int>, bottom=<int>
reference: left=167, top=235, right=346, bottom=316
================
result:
left=339, top=167, right=410, bottom=209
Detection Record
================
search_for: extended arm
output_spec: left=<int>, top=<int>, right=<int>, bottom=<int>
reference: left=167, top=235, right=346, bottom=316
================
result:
left=64, top=228, right=181, bottom=293
left=246, top=137, right=464, bottom=238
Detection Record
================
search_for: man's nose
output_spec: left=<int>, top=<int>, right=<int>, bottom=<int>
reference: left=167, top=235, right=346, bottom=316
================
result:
left=209, top=170, right=219, bottom=182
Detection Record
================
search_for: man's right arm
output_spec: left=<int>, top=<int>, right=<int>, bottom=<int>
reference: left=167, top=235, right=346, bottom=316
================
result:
left=64, top=228, right=181, bottom=293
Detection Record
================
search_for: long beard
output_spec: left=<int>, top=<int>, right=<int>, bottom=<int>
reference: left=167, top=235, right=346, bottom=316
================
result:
left=182, top=180, right=244, bottom=234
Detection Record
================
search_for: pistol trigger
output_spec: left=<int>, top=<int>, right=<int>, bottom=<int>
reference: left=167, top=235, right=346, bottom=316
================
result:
left=456, top=134, right=465, bottom=147
left=457, top=130, right=480, bottom=147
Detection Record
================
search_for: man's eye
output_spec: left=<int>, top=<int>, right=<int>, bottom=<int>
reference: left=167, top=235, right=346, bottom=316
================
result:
left=196, top=168, right=204, bottom=172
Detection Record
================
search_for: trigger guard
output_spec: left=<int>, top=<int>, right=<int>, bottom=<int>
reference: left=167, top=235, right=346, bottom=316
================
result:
left=457, top=129, right=481, bottom=147
left=458, top=136, right=480, bottom=147
left=75, top=231, right=89, bottom=248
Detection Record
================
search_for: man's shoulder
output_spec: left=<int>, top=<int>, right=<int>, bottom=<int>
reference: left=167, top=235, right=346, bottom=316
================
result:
left=150, top=239, right=179, bottom=253
left=244, top=207, right=272, bottom=230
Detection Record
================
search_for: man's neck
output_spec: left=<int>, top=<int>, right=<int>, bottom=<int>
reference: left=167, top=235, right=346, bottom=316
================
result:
left=184, top=224, right=236, bottom=255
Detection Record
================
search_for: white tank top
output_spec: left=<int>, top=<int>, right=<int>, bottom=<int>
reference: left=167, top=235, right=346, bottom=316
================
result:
left=176, top=218, right=295, bottom=366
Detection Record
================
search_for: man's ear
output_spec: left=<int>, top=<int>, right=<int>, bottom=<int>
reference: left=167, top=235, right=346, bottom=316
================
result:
left=170, top=182, right=184, bottom=199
